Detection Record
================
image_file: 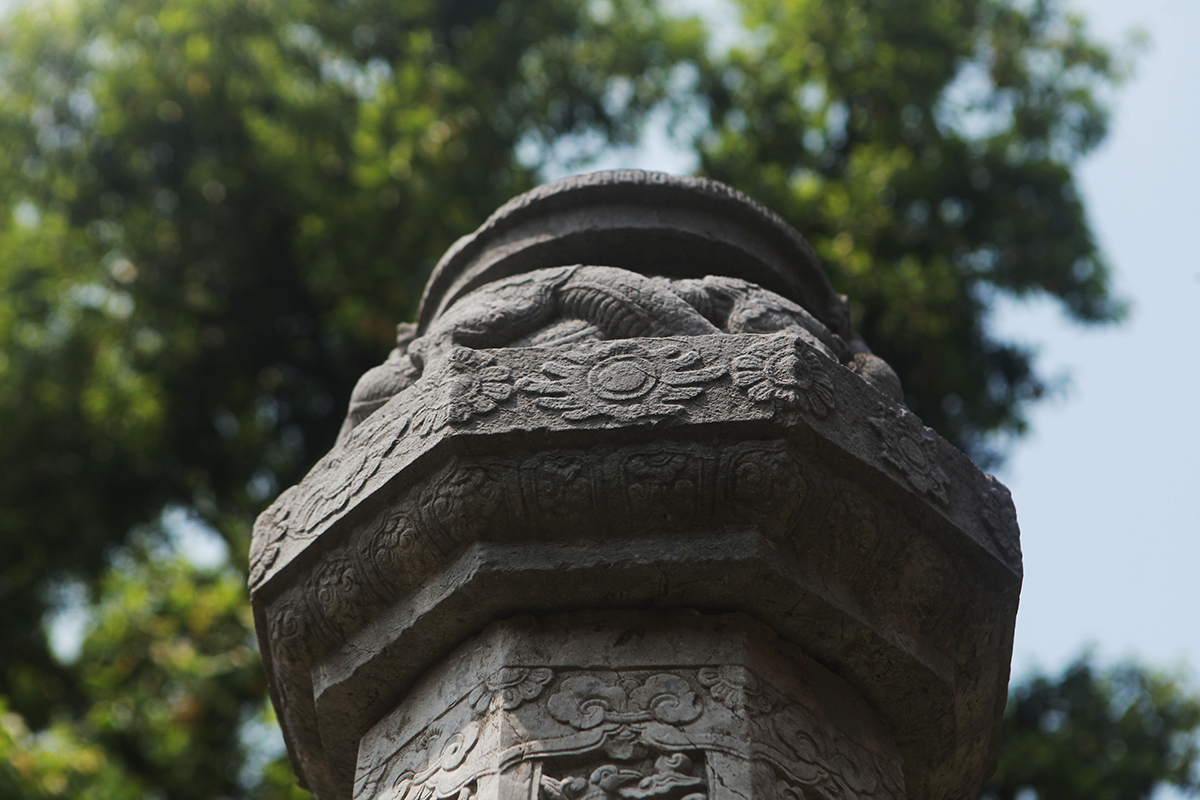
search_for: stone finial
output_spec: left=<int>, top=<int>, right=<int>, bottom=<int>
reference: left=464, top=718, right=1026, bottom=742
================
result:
left=250, top=171, right=1021, bottom=800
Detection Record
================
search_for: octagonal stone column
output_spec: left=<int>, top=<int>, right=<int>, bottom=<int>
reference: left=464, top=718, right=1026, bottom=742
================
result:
left=250, top=171, right=1021, bottom=800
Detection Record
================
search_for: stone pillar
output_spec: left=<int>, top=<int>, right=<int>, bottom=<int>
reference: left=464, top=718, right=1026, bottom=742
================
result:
left=249, top=171, right=1022, bottom=800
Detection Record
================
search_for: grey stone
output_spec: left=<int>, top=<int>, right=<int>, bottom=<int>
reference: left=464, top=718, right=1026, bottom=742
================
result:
left=250, top=171, right=1021, bottom=800
left=335, top=264, right=875, bottom=443
left=416, top=170, right=852, bottom=341
left=354, top=611, right=906, bottom=800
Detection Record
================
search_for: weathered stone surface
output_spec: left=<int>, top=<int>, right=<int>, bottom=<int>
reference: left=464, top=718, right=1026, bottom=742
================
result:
left=250, top=171, right=1021, bottom=800
left=416, top=170, right=852, bottom=343
left=354, top=611, right=906, bottom=800
left=334, top=261, right=907, bottom=444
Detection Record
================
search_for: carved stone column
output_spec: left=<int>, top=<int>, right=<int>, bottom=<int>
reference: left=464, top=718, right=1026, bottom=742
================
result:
left=250, top=171, right=1021, bottom=800
left=355, top=612, right=905, bottom=800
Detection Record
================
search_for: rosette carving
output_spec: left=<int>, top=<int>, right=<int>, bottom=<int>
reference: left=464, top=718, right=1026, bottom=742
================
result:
left=731, top=333, right=836, bottom=416
left=697, top=666, right=779, bottom=716
left=868, top=406, right=950, bottom=506
left=408, top=348, right=514, bottom=436
left=517, top=341, right=725, bottom=422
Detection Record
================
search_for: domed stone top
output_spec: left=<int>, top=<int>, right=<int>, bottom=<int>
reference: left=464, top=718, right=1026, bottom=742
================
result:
left=417, top=170, right=852, bottom=340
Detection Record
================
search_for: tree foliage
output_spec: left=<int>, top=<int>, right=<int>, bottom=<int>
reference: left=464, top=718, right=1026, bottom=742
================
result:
left=0, top=0, right=1177, bottom=797
left=0, top=0, right=699, bottom=731
left=982, top=657, right=1200, bottom=800
left=2, top=541, right=279, bottom=800
left=690, top=0, right=1127, bottom=460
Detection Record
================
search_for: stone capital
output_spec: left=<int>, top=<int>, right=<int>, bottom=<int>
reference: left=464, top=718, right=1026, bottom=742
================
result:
left=250, top=172, right=1021, bottom=800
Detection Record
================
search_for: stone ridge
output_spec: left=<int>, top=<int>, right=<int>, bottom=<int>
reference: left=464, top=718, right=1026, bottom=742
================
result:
left=457, top=171, right=814, bottom=256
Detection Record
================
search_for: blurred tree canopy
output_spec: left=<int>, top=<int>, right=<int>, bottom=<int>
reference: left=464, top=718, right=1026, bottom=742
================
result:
left=0, top=0, right=1188, bottom=798
left=981, top=657, right=1200, bottom=800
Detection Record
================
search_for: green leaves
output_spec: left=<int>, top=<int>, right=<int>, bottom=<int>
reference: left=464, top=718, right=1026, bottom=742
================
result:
left=693, top=0, right=1129, bottom=463
left=76, top=547, right=262, bottom=799
left=0, top=0, right=691, bottom=572
left=1, top=536, right=268, bottom=800
left=982, top=657, right=1200, bottom=800
left=0, top=698, right=137, bottom=800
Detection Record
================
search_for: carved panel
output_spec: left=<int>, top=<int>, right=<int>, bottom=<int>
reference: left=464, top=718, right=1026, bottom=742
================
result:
left=522, top=452, right=602, bottom=527
left=539, top=752, right=707, bottom=800
left=621, top=446, right=711, bottom=525
left=263, top=439, right=843, bottom=669
left=867, top=405, right=950, bottom=507
left=731, top=333, right=836, bottom=417
left=248, top=409, right=406, bottom=587
left=315, top=555, right=370, bottom=636
left=517, top=340, right=727, bottom=423
left=724, top=442, right=809, bottom=537
left=818, top=481, right=887, bottom=588
left=267, top=592, right=311, bottom=667
left=418, top=459, right=519, bottom=556
left=356, top=664, right=902, bottom=800
left=361, top=504, right=432, bottom=599
left=249, top=331, right=961, bottom=598
left=980, top=475, right=1022, bottom=570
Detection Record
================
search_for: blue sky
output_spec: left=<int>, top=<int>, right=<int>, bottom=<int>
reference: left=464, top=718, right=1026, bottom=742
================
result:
left=993, top=0, right=1199, bottom=679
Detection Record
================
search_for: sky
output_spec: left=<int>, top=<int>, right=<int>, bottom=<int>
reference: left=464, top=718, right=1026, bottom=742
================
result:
left=991, top=0, right=1199, bottom=681
left=3, top=0, right=1196, bottom=690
